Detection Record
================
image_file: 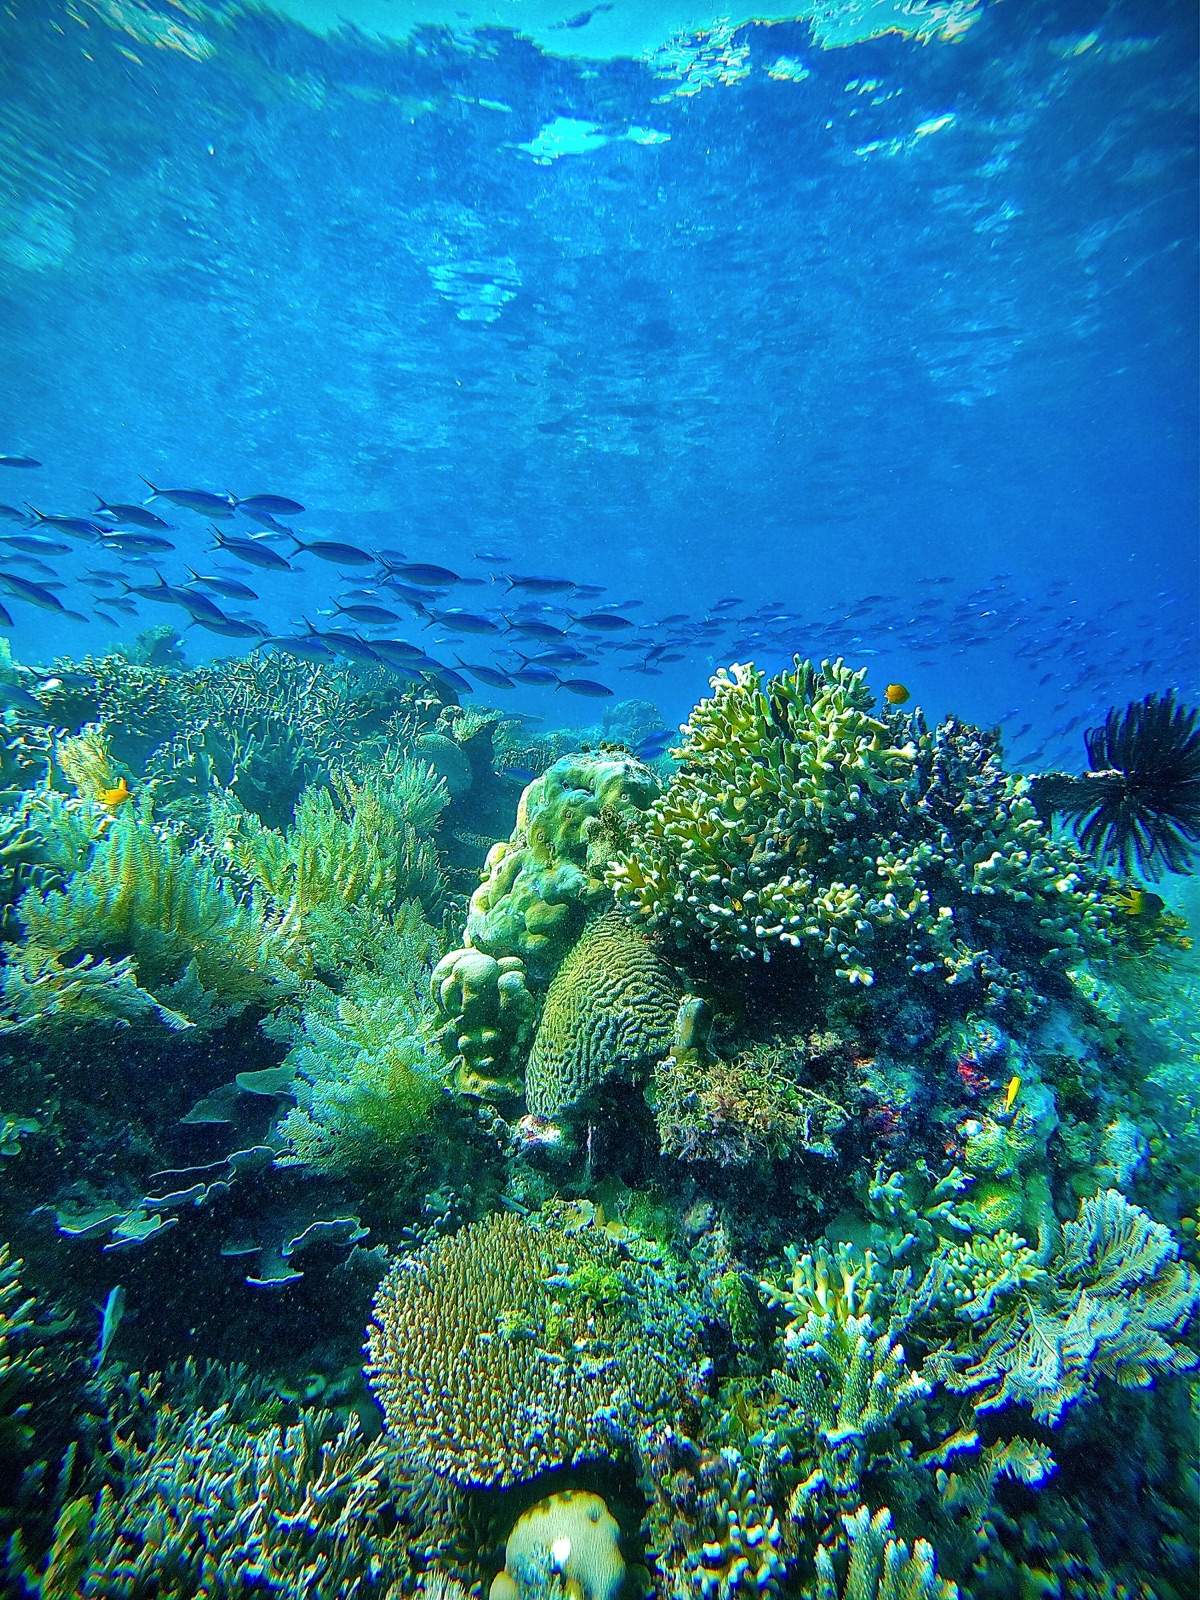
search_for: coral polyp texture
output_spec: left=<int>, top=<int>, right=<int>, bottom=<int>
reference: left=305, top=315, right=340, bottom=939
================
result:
left=365, top=1209, right=701, bottom=1489
left=524, top=908, right=681, bottom=1118
left=608, top=657, right=1116, bottom=1000
left=465, top=752, right=660, bottom=982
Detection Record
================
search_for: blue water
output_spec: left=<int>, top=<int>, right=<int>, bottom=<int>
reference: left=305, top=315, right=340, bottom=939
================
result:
left=0, top=0, right=1195, bottom=754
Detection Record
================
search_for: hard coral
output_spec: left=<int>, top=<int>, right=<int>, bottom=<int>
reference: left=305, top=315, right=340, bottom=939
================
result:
left=609, top=659, right=1115, bottom=1004
left=525, top=908, right=681, bottom=1119
left=365, top=1209, right=702, bottom=1489
left=467, top=753, right=660, bottom=984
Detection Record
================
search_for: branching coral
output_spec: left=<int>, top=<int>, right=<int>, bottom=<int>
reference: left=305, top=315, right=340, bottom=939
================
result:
left=933, top=1188, right=1200, bottom=1425
left=13, top=1395, right=407, bottom=1598
left=365, top=1209, right=703, bottom=1489
left=608, top=660, right=1116, bottom=1003
left=813, top=1505, right=956, bottom=1600
left=640, top=1429, right=786, bottom=1600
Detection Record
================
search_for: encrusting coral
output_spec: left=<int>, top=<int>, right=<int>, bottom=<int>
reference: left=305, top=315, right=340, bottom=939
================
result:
left=608, top=659, right=1116, bottom=1003
left=365, top=1208, right=703, bottom=1489
left=524, top=908, right=681, bottom=1119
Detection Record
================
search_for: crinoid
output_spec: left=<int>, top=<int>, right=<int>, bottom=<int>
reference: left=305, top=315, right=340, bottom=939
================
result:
left=1034, top=692, right=1200, bottom=879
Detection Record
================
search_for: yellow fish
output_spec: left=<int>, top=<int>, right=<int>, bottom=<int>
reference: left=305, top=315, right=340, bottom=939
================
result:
left=1119, top=888, right=1164, bottom=918
left=884, top=683, right=910, bottom=705
left=1003, top=1074, right=1022, bottom=1113
left=98, top=776, right=133, bottom=809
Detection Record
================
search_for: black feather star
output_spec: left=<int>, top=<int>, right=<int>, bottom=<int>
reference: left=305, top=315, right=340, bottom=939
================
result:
left=1062, top=692, right=1200, bottom=879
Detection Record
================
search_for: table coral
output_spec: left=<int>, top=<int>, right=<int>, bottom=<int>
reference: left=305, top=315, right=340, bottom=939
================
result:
left=365, top=1208, right=702, bottom=1489
left=524, top=908, right=681, bottom=1118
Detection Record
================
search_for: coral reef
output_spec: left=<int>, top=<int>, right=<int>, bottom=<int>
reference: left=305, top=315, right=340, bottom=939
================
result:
left=609, top=659, right=1116, bottom=1004
left=365, top=1208, right=703, bottom=1489
left=525, top=909, right=681, bottom=1119
left=465, top=753, right=660, bottom=982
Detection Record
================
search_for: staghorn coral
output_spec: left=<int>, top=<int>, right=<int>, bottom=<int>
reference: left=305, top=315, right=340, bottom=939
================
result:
left=524, top=909, right=681, bottom=1119
left=13, top=1395, right=407, bottom=1598
left=608, top=660, right=1116, bottom=1002
left=365, top=1208, right=703, bottom=1489
left=465, top=752, right=660, bottom=983
left=760, top=1243, right=932, bottom=1518
left=639, top=1428, right=785, bottom=1600
left=813, top=1505, right=957, bottom=1600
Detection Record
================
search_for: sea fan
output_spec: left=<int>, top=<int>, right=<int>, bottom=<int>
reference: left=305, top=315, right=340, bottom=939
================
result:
left=1073, top=692, right=1200, bottom=879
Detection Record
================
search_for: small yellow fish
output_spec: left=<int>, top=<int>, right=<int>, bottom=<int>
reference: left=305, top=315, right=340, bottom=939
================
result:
left=884, top=683, right=910, bottom=705
left=98, top=776, right=133, bottom=810
left=1003, top=1074, right=1022, bottom=1113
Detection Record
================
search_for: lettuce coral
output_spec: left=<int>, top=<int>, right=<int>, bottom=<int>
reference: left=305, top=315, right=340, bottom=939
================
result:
left=365, top=1208, right=703, bottom=1489
left=608, top=659, right=1116, bottom=1002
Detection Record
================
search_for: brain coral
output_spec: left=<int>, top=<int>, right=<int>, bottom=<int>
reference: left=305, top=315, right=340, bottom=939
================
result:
left=465, top=753, right=660, bottom=983
left=364, top=1210, right=700, bottom=1489
left=525, top=909, right=681, bottom=1118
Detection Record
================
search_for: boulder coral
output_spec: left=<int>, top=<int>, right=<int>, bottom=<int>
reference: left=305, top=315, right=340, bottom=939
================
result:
left=524, top=908, right=681, bottom=1119
left=465, top=753, right=660, bottom=983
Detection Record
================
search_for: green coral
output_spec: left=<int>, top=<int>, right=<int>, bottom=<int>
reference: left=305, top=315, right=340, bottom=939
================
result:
left=13, top=1397, right=406, bottom=1598
left=608, top=659, right=1115, bottom=1001
left=365, top=1208, right=703, bottom=1489
left=524, top=908, right=681, bottom=1119
left=430, top=945, right=537, bottom=1099
left=466, top=752, right=660, bottom=983
left=275, top=902, right=449, bottom=1177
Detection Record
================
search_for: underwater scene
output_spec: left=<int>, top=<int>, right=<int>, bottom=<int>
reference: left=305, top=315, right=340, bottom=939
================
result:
left=0, top=0, right=1198, bottom=1595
